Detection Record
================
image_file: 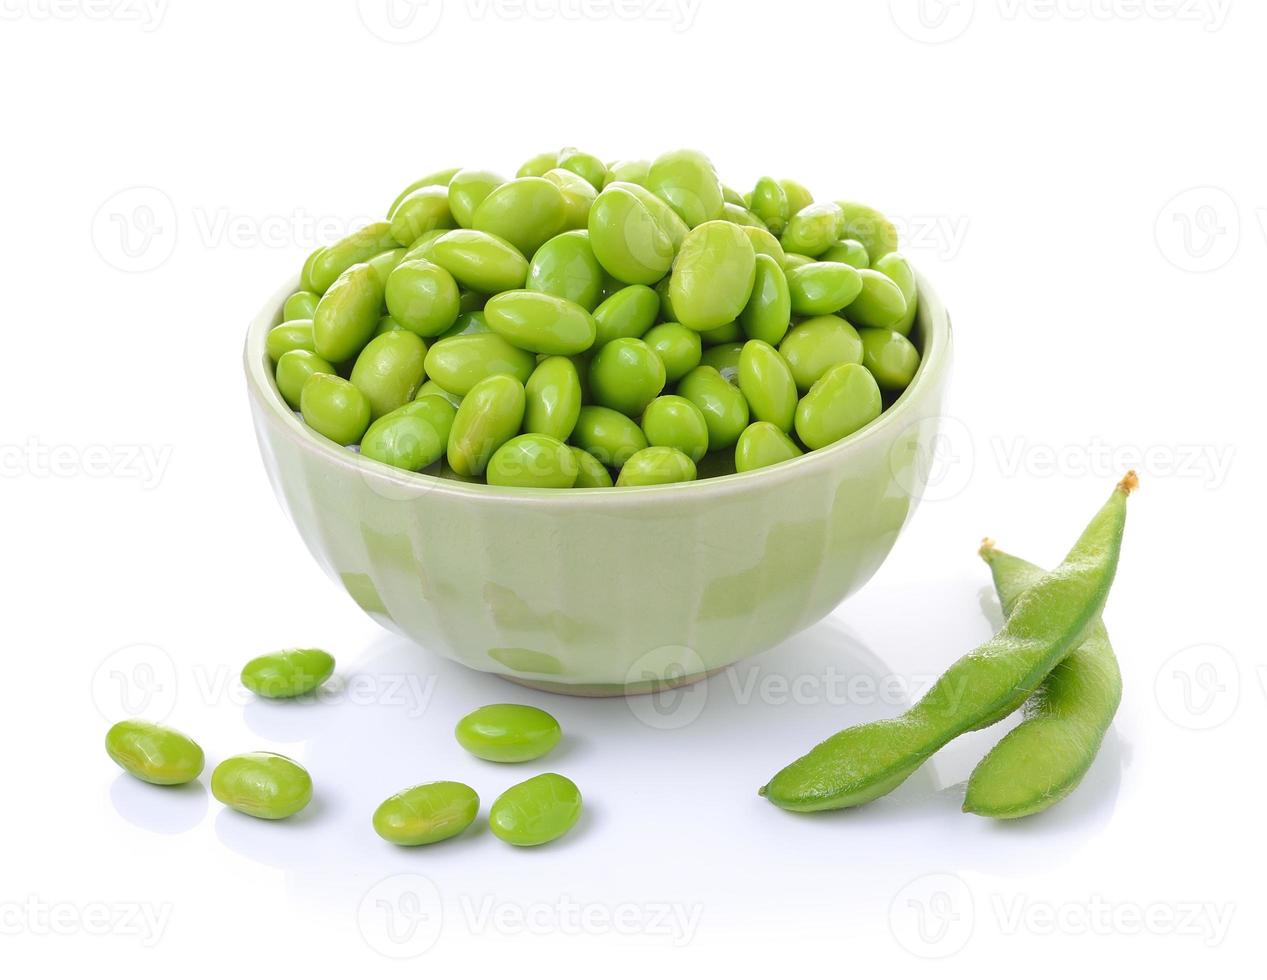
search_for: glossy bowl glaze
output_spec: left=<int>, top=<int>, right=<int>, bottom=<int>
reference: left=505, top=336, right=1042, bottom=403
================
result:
left=246, top=273, right=952, bottom=694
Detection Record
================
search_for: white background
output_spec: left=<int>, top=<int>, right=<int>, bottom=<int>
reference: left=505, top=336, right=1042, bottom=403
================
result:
left=2, top=0, right=1263, bottom=974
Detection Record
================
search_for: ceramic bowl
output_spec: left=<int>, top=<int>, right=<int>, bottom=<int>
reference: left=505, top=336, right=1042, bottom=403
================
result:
left=245, top=273, right=952, bottom=695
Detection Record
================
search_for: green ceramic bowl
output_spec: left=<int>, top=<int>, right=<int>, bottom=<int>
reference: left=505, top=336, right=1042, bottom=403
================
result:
left=245, top=273, right=952, bottom=695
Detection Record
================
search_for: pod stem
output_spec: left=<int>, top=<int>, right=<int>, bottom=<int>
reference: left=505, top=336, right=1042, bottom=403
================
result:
left=978, top=537, right=997, bottom=559
left=1117, top=470, right=1140, bottom=495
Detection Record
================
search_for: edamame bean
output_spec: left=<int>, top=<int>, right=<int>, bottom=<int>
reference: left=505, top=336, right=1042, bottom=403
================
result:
left=571, top=446, right=614, bottom=487
left=309, top=222, right=398, bottom=294
left=781, top=202, right=843, bottom=257
left=834, top=201, right=899, bottom=261
left=750, top=176, right=789, bottom=235
left=699, top=320, right=742, bottom=345
left=871, top=253, right=918, bottom=335
left=722, top=203, right=766, bottom=227
left=455, top=703, right=563, bottom=761
left=240, top=648, right=335, bottom=699
left=859, top=328, right=920, bottom=390
left=588, top=338, right=665, bottom=417
left=740, top=225, right=787, bottom=266
left=617, top=446, right=697, bottom=486
left=212, top=752, right=313, bottom=820
left=516, top=151, right=558, bottom=178
left=678, top=365, right=749, bottom=451
left=472, top=177, right=567, bottom=257
left=557, top=147, right=607, bottom=189
left=735, top=421, right=802, bottom=472
left=438, top=310, right=490, bottom=340
left=266, top=320, right=316, bottom=362
left=313, top=262, right=385, bottom=363
left=424, top=333, right=536, bottom=395
left=523, top=356, right=582, bottom=441
left=446, top=374, right=526, bottom=477
left=646, top=149, right=725, bottom=228
left=740, top=253, right=792, bottom=346
left=794, top=363, right=882, bottom=450
left=368, top=247, right=405, bottom=286
left=373, top=781, right=480, bottom=846
left=448, top=169, right=505, bottom=228
left=571, top=405, right=648, bottom=467
left=299, top=247, right=325, bottom=294
left=592, top=284, right=659, bottom=345
left=844, top=268, right=908, bottom=329
left=787, top=261, right=864, bottom=316
left=641, top=395, right=709, bottom=462
left=361, top=395, right=456, bottom=471
left=489, top=772, right=582, bottom=846
left=390, top=185, right=455, bottom=247
left=385, top=259, right=461, bottom=337
left=761, top=474, right=1137, bottom=811
left=543, top=168, right=598, bottom=230
left=484, top=290, right=596, bottom=355
left=587, top=183, right=678, bottom=285
left=737, top=340, right=797, bottom=432
left=388, top=167, right=461, bottom=218
left=669, top=221, right=757, bottom=331
left=275, top=349, right=335, bottom=409
left=821, top=239, right=869, bottom=268
left=699, top=341, right=743, bottom=384
left=604, top=159, right=650, bottom=187
left=300, top=374, right=371, bottom=445
left=415, top=379, right=462, bottom=408
left=642, top=322, right=701, bottom=382
left=283, top=290, right=320, bottom=321
left=778, top=315, right=864, bottom=391
left=105, top=720, right=204, bottom=785
left=425, top=229, right=529, bottom=294
left=487, top=433, right=579, bottom=488
left=349, top=331, right=428, bottom=419
left=963, top=543, right=1123, bottom=819
left=526, top=230, right=604, bottom=310
left=779, top=178, right=813, bottom=216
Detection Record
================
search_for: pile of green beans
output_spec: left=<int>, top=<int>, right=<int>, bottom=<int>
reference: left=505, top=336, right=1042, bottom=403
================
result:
left=269, top=147, right=922, bottom=489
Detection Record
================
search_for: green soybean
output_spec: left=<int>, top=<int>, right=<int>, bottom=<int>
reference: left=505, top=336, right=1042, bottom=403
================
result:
left=300, top=373, right=372, bottom=445
left=275, top=349, right=335, bottom=409
left=588, top=337, right=666, bottom=416
left=587, top=183, right=678, bottom=285
left=821, top=239, right=870, bottom=268
left=735, top=422, right=802, bottom=473
left=308, top=222, right=398, bottom=294
left=871, top=253, right=919, bottom=335
left=360, top=395, right=456, bottom=471
left=557, top=147, right=607, bottom=189
left=313, top=262, right=384, bottom=363
left=593, top=284, right=659, bottom=345
left=299, top=247, right=325, bottom=294
left=526, top=230, right=604, bottom=310
left=761, top=474, right=1137, bottom=812
left=605, top=159, right=650, bottom=187
left=484, top=290, right=596, bottom=355
left=778, top=315, right=864, bottom=391
left=424, top=333, right=536, bottom=396
left=834, top=201, right=899, bottom=261
left=105, top=720, right=204, bottom=786
left=669, top=220, right=757, bottom=331
left=489, top=772, right=582, bottom=846
left=446, top=374, right=526, bottom=477
left=571, top=405, right=648, bottom=468
left=859, top=328, right=921, bottom=390
left=781, top=202, right=843, bottom=257
left=641, top=395, right=709, bottom=462
left=349, top=331, right=428, bottom=419
left=283, top=290, right=320, bottom=321
left=455, top=703, right=563, bottom=761
left=212, top=752, right=313, bottom=820
left=425, top=229, right=529, bottom=294
left=241, top=648, right=335, bottom=699
left=779, top=178, right=814, bottom=216
left=448, top=169, right=505, bottom=228
left=617, top=446, right=697, bottom=486
left=487, top=433, right=579, bottom=489
left=544, top=167, right=599, bottom=230
left=787, top=261, right=864, bottom=316
left=388, top=167, right=461, bottom=217
left=472, top=176, right=567, bottom=257
left=740, top=224, right=787, bottom=266
left=740, top=253, right=793, bottom=346
left=699, top=320, right=742, bottom=345
left=677, top=365, right=749, bottom=451
left=415, top=379, right=462, bottom=408
left=699, top=342, right=743, bottom=384
left=642, top=322, right=701, bottom=382
left=844, top=268, right=908, bottom=330
left=390, top=185, right=455, bottom=247
left=524, top=356, right=582, bottom=441
left=794, top=363, right=882, bottom=450
left=963, top=542, right=1123, bottom=819
left=385, top=258, right=461, bottom=337
left=570, top=446, right=614, bottom=488
left=516, top=151, right=558, bottom=179
left=373, top=781, right=480, bottom=846
left=266, top=320, right=315, bottom=363
left=645, top=148, right=725, bottom=228
left=750, top=176, right=790, bottom=235
left=737, top=340, right=797, bottom=432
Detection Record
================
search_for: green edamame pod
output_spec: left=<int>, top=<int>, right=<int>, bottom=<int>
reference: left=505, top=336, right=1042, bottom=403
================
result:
left=105, top=720, right=204, bottom=785
left=446, top=374, right=526, bottom=477
left=240, top=648, right=335, bottom=699
left=963, top=543, right=1123, bottom=819
left=760, top=473, right=1138, bottom=812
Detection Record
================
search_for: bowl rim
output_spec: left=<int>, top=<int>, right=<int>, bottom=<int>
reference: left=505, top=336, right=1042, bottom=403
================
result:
left=245, top=266, right=951, bottom=506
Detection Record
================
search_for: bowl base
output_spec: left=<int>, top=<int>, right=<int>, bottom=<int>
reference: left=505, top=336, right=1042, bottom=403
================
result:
left=497, top=666, right=724, bottom=698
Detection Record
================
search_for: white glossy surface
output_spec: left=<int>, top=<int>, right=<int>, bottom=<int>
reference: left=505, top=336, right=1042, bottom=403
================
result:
left=3, top=2, right=1263, bottom=976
